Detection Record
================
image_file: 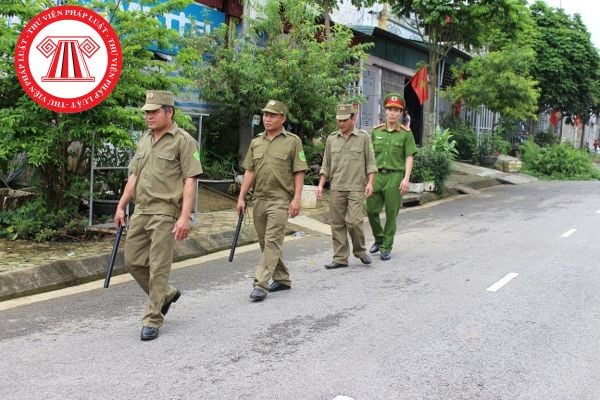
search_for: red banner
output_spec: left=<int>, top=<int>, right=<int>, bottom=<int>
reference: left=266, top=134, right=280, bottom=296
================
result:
left=549, top=110, right=559, bottom=127
left=410, top=66, right=429, bottom=106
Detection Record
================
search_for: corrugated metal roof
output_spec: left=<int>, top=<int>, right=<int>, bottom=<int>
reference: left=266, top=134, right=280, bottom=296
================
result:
left=351, top=24, right=471, bottom=61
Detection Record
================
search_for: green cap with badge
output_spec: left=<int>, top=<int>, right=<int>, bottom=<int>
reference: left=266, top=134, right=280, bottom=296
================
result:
left=141, top=90, right=175, bottom=111
left=383, top=92, right=405, bottom=109
left=335, top=104, right=355, bottom=120
left=262, top=99, right=288, bottom=116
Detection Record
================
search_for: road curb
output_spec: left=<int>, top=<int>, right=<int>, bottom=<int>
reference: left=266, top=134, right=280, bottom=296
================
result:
left=0, top=227, right=262, bottom=302
left=0, top=167, right=509, bottom=302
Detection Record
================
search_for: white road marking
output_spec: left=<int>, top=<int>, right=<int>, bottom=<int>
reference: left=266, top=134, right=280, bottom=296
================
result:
left=561, top=229, right=577, bottom=238
left=486, top=272, right=519, bottom=292
left=596, top=209, right=600, bottom=214
left=333, top=396, right=355, bottom=400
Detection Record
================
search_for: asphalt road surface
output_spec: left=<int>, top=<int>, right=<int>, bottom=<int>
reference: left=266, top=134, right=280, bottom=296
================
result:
left=1, top=180, right=599, bottom=400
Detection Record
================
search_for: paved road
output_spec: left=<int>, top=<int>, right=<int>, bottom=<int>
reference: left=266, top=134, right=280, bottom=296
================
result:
left=1, top=181, right=599, bottom=400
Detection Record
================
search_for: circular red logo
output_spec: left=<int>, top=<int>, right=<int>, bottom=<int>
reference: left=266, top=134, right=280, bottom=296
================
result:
left=14, top=5, right=122, bottom=113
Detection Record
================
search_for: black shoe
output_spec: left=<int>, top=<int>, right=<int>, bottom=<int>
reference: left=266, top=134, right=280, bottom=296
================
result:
left=250, top=288, right=267, bottom=301
left=359, top=254, right=372, bottom=265
left=380, top=252, right=391, bottom=261
left=140, top=326, right=159, bottom=341
left=268, top=281, right=291, bottom=292
left=369, top=243, right=380, bottom=254
left=324, top=261, right=348, bottom=269
left=161, top=289, right=181, bottom=316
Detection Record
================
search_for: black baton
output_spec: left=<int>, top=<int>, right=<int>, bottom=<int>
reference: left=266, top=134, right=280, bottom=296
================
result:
left=104, top=224, right=125, bottom=288
left=228, top=212, right=244, bottom=262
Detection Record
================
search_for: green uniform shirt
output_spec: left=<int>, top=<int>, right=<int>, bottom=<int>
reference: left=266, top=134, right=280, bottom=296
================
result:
left=242, top=129, right=308, bottom=202
left=371, top=123, right=418, bottom=171
left=320, top=128, right=377, bottom=191
left=129, top=122, right=203, bottom=217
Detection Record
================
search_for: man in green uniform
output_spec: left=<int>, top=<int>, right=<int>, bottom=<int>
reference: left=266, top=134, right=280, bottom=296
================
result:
left=115, top=90, right=203, bottom=341
left=365, top=93, right=418, bottom=261
left=236, top=100, right=307, bottom=301
left=317, top=104, right=377, bottom=269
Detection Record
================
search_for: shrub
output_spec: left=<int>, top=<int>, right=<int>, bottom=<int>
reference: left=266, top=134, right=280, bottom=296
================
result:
left=493, top=134, right=513, bottom=155
left=477, top=133, right=512, bottom=157
left=534, top=129, right=558, bottom=147
left=521, top=140, right=599, bottom=180
left=200, top=153, right=238, bottom=180
left=0, top=198, right=88, bottom=241
left=302, top=139, right=325, bottom=186
left=441, top=116, right=476, bottom=161
left=411, top=128, right=456, bottom=194
left=93, top=143, right=133, bottom=200
left=411, top=148, right=436, bottom=183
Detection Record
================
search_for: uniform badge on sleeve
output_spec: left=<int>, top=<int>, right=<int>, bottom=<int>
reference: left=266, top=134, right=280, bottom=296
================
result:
left=299, top=151, right=306, bottom=161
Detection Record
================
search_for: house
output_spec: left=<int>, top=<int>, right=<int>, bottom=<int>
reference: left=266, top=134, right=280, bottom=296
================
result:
left=331, top=1, right=471, bottom=144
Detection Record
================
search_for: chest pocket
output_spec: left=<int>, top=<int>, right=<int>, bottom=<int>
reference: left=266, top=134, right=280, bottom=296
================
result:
left=372, top=135, right=386, bottom=154
left=270, top=152, right=290, bottom=170
left=391, top=141, right=405, bottom=157
left=349, top=146, right=363, bottom=159
left=155, top=151, right=177, bottom=173
left=250, top=152, right=264, bottom=169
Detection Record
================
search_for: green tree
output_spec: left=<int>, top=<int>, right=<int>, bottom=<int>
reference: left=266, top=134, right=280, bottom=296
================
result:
left=180, top=0, right=370, bottom=159
left=388, top=0, right=532, bottom=137
left=309, top=0, right=376, bottom=37
left=445, top=45, right=539, bottom=122
left=0, top=0, right=195, bottom=212
left=529, top=1, right=600, bottom=122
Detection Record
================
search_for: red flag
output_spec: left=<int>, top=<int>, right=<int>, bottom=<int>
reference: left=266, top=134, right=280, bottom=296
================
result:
left=453, top=99, right=462, bottom=117
left=410, top=66, right=428, bottom=106
left=549, top=110, right=559, bottom=127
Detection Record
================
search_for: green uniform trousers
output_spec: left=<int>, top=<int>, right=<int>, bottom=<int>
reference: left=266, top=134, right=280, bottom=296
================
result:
left=124, top=213, right=179, bottom=328
left=365, top=171, right=403, bottom=252
left=329, top=190, right=367, bottom=264
left=252, top=199, right=291, bottom=292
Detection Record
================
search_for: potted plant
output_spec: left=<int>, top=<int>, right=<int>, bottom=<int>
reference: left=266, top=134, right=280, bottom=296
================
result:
left=477, top=134, right=497, bottom=167
left=477, top=133, right=512, bottom=167
left=410, top=149, right=436, bottom=193
left=198, top=156, right=238, bottom=194
left=91, top=143, right=132, bottom=219
left=300, top=138, right=325, bottom=208
left=302, top=138, right=324, bottom=185
left=410, top=128, right=457, bottom=194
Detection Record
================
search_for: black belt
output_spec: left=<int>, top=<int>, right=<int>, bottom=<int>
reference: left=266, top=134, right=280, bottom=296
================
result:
left=378, top=168, right=398, bottom=174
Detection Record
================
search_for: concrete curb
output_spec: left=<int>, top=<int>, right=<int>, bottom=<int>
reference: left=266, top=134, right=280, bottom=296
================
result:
left=0, top=227, right=261, bottom=302
left=0, top=164, right=520, bottom=302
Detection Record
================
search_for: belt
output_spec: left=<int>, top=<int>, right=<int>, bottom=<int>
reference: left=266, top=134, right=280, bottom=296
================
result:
left=378, top=168, right=398, bottom=174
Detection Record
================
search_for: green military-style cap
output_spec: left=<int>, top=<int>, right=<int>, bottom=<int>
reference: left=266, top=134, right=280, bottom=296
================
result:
left=383, top=92, right=405, bottom=109
left=141, top=90, right=175, bottom=111
left=335, top=104, right=355, bottom=120
left=262, top=99, right=288, bottom=116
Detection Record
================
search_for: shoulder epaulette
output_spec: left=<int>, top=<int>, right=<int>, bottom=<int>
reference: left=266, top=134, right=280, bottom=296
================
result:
left=283, top=129, right=300, bottom=139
